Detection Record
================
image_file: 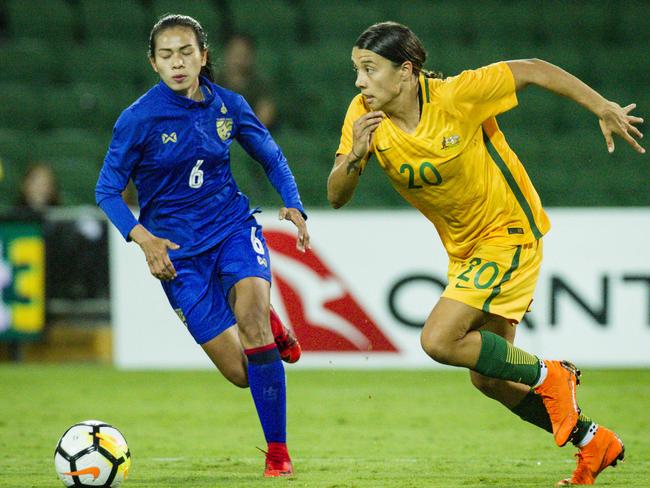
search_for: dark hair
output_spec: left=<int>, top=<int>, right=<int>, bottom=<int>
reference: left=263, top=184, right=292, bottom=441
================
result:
left=148, top=14, right=215, bottom=82
left=354, top=21, right=442, bottom=79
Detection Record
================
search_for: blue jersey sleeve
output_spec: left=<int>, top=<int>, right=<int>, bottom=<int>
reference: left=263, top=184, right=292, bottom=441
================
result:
left=234, top=96, right=306, bottom=218
left=95, top=110, right=143, bottom=240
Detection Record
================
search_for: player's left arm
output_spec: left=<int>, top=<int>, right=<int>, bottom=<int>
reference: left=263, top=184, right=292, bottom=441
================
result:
left=234, top=95, right=310, bottom=252
left=507, top=59, right=645, bottom=154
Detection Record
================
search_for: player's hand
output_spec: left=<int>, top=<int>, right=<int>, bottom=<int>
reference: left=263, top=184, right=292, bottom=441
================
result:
left=598, top=102, right=645, bottom=154
left=279, top=207, right=310, bottom=252
left=351, top=111, right=385, bottom=160
left=129, top=224, right=179, bottom=280
left=138, top=234, right=180, bottom=281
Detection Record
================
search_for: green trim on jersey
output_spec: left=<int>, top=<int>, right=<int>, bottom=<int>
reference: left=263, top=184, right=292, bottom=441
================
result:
left=483, top=131, right=543, bottom=239
left=424, top=79, right=431, bottom=103
left=482, top=244, right=522, bottom=313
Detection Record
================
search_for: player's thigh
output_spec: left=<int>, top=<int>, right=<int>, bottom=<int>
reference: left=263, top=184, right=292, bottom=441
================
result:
left=219, top=218, right=272, bottom=307
left=218, top=219, right=273, bottom=347
left=161, top=254, right=236, bottom=345
left=201, top=325, right=248, bottom=388
left=229, top=276, right=272, bottom=348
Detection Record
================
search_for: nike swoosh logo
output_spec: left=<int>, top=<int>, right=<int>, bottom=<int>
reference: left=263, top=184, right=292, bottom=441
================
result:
left=377, top=147, right=391, bottom=152
left=63, top=467, right=100, bottom=480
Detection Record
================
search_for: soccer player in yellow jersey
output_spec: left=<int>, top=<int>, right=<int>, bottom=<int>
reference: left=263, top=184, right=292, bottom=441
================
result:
left=328, top=22, right=645, bottom=486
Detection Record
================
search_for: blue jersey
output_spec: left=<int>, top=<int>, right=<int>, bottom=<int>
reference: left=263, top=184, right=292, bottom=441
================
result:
left=96, top=76, right=305, bottom=259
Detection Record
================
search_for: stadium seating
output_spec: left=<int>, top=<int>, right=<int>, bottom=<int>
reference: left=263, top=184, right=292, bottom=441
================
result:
left=42, top=83, right=136, bottom=132
left=229, top=0, right=298, bottom=45
left=0, top=0, right=647, bottom=208
left=617, top=0, right=650, bottom=44
left=391, top=0, right=475, bottom=45
left=304, top=1, right=392, bottom=44
left=0, top=129, right=27, bottom=205
left=0, top=39, right=60, bottom=85
left=6, top=0, right=76, bottom=42
left=30, top=129, right=108, bottom=205
left=79, top=0, right=150, bottom=43
left=65, top=40, right=155, bottom=88
left=0, top=84, right=43, bottom=131
left=282, top=40, right=358, bottom=131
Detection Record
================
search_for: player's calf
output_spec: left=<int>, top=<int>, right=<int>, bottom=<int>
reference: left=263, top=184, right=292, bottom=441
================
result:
left=469, top=371, right=503, bottom=398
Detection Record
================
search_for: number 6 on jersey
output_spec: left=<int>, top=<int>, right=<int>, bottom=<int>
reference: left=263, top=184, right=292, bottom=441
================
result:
left=189, top=159, right=204, bottom=188
left=250, top=227, right=265, bottom=255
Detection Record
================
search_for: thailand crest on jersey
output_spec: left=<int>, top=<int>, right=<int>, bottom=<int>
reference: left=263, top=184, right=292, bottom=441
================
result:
left=216, top=118, right=233, bottom=141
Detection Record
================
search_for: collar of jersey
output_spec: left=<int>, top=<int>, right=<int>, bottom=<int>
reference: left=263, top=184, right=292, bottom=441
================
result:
left=157, top=76, right=215, bottom=108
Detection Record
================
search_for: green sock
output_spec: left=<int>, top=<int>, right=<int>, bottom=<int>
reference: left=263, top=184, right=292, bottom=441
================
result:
left=474, top=330, right=541, bottom=385
left=510, top=390, right=553, bottom=433
left=571, top=413, right=594, bottom=446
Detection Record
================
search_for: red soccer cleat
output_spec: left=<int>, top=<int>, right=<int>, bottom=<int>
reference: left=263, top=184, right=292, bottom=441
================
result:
left=269, top=307, right=301, bottom=363
left=264, top=459, right=293, bottom=478
left=262, top=442, right=293, bottom=477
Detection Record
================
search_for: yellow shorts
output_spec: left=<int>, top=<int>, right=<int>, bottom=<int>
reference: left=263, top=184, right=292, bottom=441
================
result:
left=441, top=239, right=543, bottom=323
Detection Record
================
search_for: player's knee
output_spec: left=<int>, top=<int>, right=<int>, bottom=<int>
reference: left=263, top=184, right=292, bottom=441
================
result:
left=236, top=302, right=269, bottom=343
left=469, top=370, right=500, bottom=397
left=420, top=330, right=454, bottom=365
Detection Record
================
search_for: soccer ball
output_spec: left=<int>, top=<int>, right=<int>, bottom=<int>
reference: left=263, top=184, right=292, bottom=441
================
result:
left=54, top=420, right=131, bottom=487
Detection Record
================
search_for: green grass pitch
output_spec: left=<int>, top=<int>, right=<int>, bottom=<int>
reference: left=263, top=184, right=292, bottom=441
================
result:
left=1, top=366, right=649, bottom=487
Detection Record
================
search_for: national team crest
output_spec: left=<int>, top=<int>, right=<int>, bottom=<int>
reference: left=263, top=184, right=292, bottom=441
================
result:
left=216, top=118, right=233, bottom=141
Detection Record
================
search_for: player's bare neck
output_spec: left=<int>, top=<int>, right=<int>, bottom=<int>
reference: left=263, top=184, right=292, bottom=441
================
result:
left=184, top=79, right=204, bottom=102
left=385, top=82, right=420, bottom=134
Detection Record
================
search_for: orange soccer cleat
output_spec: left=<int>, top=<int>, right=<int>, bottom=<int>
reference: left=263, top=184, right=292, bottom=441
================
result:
left=556, top=426, right=625, bottom=485
left=270, top=307, right=301, bottom=363
left=534, top=360, right=581, bottom=447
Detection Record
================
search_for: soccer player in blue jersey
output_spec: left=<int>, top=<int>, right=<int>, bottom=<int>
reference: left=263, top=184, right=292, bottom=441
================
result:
left=96, top=14, right=308, bottom=477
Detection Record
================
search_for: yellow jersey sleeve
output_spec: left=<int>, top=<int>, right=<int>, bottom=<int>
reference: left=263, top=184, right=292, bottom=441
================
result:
left=440, top=61, right=518, bottom=125
left=336, top=94, right=372, bottom=170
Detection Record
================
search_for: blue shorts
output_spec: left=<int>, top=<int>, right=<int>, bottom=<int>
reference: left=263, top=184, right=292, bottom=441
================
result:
left=161, top=218, right=272, bottom=345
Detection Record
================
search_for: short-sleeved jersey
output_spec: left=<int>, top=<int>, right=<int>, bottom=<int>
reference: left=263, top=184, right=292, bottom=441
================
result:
left=337, top=62, right=550, bottom=260
left=96, top=76, right=305, bottom=259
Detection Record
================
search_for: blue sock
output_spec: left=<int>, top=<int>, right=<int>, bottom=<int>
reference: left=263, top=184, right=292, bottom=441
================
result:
left=245, top=344, right=286, bottom=444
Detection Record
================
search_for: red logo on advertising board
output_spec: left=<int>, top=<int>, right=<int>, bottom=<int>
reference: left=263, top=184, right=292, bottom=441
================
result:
left=264, top=230, right=398, bottom=352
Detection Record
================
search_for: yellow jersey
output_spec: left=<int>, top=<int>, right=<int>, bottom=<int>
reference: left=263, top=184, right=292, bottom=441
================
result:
left=336, top=61, right=550, bottom=260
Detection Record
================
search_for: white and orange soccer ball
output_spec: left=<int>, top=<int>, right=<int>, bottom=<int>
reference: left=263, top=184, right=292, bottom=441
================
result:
left=54, top=420, right=131, bottom=487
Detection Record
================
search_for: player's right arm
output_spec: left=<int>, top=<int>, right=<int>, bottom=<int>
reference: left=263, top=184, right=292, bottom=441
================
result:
left=327, top=150, right=363, bottom=209
left=327, top=95, right=384, bottom=208
left=96, top=110, right=179, bottom=281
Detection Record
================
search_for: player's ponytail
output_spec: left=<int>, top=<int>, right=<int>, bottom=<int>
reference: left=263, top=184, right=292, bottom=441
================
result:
left=148, top=14, right=215, bottom=82
left=355, top=22, right=443, bottom=79
left=421, top=68, right=443, bottom=79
